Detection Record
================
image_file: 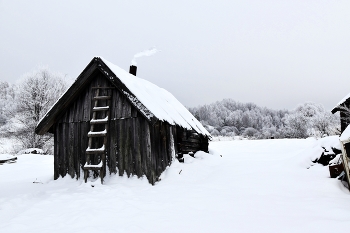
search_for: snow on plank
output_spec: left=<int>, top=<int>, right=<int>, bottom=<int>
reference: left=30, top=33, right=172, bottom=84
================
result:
left=88, top=129, right=107, bottom=137
left=86, top=145, right=105, bottom=154
left=90, top=116, right=108, bottom=124
left=83, top=161, right=103, bottom=170
left=92, top=106, right=109, bottom=111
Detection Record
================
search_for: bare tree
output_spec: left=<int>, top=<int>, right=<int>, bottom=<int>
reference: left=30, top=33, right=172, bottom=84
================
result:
left=10, top=67, right=68, bottom=150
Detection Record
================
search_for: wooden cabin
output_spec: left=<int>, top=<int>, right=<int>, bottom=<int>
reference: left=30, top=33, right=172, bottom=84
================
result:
left=35, top=57, right=211, bottom=184
left=332, top=93, right=350, bottom=133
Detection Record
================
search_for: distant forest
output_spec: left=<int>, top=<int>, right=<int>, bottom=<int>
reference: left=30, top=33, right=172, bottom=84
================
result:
left=188, top=99, right=339, bottom=139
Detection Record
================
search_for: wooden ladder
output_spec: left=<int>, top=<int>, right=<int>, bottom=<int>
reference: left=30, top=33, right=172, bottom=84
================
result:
left=83, top=87, right=112, bottom=184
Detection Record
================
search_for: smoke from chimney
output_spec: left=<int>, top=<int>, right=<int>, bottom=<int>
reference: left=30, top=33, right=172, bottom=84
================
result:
left=131, top=47, right=160, bottom=66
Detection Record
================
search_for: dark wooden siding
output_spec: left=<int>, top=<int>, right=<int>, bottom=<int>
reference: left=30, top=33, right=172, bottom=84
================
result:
left=176, top=126, right=209, bottom=154
left=340, top=101, right=350, bottom=133
left=338, top=101, right=350, bottom=133
left=53, top=71, right=178, bottom=184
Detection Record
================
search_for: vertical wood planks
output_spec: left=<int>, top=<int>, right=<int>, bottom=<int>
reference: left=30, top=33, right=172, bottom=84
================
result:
left=54, top=125, right=59, bottom=179
left=117, top=119, right=124, bottom=176
left=124, top=119, right=130, bottom=177
left=108, top=117, right=117, bottom=174
left=68, top=122, right=74, bottom=178
left=134, top=117, right=142, bottom=177
left=144, top=120, right=153, bottom=183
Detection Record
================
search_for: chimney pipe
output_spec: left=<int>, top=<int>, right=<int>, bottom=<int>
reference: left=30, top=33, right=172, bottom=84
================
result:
left=129, top=65, right=137, bottom=76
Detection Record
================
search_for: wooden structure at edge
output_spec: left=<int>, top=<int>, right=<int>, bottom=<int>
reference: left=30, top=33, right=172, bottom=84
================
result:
left=340, top=139, right=350, bottom=191
left=35, top=57, right=210, bottom=184
left=332, top=100, right=350, bottom=133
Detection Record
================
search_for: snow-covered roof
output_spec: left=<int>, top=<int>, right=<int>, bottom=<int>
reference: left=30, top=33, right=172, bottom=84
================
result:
left=340, top=125, right=350, bottom=141
left=332, top=92, right=350, bottom=113
left=100, top=58, right=210, bottom=137
left=36, top=57, right=210, bottom=137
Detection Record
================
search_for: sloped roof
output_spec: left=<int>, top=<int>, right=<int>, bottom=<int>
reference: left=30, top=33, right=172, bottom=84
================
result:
left=36, top=57, right=210, bottom=137
left=331, top=92, right=350, bottom=114
left=340, top=124, right=350, bottom=141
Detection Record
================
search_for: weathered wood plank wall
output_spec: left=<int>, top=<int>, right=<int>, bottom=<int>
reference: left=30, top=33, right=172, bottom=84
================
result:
left=176, top=126, right=209, bottom=155
left=53, top=72, right=179, bottom=184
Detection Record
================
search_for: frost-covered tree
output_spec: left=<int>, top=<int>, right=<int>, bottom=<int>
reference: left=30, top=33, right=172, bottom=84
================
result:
left=0, top=81, right=15, bottom=125
left=281, top=112, right=309, bottom=138
left=310, top=106, right=339, bottom=136
left=10, top=67, right=68, bottom=149
left=262, top=126, right=278, bottom=139
left=281, top=102, right=339, bottom=138
left=189, top=99, right=338, bottom=139
left=242, top=127, right=259, bottom=138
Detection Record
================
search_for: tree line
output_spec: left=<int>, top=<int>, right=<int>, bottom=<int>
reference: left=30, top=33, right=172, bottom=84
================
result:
left=188, top=99, right=339, bottom=139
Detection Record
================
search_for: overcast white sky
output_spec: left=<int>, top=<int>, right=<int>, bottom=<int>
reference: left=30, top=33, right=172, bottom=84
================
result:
left=0, top=0, right=349, bottom=110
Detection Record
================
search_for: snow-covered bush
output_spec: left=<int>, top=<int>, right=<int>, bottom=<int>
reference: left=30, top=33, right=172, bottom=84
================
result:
left=242, top=127, right=259, bottom=139
left=261, top=126, right=278, bottom=139
left=220, top=126, right=238, bottom=136
left=210, top=129, right=220, bottom=136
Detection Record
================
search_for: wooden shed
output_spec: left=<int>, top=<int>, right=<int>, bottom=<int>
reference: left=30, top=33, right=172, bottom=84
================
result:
left=35, top=57, right=211, bottom=184
left=332, top=93, right=350, bottom=133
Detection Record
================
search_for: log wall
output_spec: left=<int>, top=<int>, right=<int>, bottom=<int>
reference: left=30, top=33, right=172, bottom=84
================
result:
left=176, top=126, right=209, bottom=154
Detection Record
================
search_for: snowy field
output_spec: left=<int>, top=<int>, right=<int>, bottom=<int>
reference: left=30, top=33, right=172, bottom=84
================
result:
left=1, top=138, right=350, bottom=233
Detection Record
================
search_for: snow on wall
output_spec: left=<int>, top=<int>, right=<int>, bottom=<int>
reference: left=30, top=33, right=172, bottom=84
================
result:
left=100, top=57, right=210, bottom=137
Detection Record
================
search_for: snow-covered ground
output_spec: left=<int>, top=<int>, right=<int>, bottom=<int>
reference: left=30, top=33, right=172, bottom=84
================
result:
left=1, top=138, right=350, bottom=233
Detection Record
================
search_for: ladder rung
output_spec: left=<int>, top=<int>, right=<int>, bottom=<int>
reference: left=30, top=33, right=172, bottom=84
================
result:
left=86, top=145, right=105, bottom=154
left=94, top=96, right=111, bottom=100
left=90, top=116, right=108, bottom=124
left=88, top=130, right=107, bottom=137
left=93, top=106, right=109, bottom=111
left=90, top=121, right=108, bottom=125
left=83, top=162, right=102, bottom=170
left=86, top=150, right=105, bottom=154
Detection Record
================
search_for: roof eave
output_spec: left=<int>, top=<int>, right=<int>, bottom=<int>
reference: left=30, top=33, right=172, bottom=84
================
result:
left=331, top=107, right=340, bottom=114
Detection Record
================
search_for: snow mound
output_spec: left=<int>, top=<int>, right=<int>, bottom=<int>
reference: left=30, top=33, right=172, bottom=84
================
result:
left=309, top=136, right=341, bottom=166
left=317, top=135, right=341, bottom=151
left=0, top=154, right=16, bottom=163
left=17, top=148, right=44, bottom=155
